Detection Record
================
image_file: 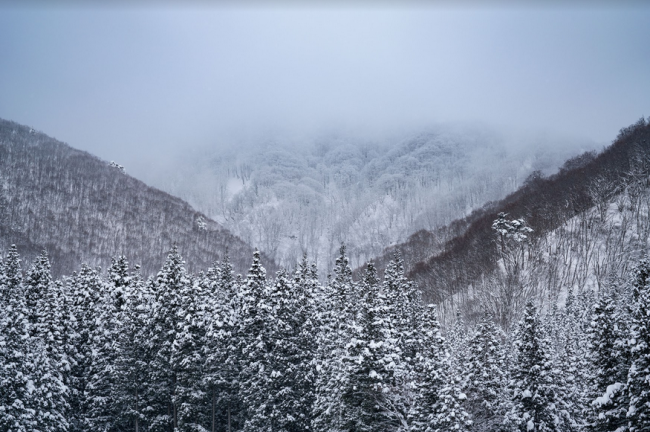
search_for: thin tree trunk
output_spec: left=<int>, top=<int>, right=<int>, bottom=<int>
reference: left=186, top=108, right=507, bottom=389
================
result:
left=227, top=400, right=231, bottom=432
left=212, top=388, right=215, bottom=432
left=135, top=387, right=139, bottom=432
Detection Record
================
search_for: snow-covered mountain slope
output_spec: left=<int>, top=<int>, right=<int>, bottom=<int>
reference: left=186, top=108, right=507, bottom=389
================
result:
left=144, top=124, right=596, bottom=274
left=375, top=118, right=650, bottom=326
left=0, top=118, right=275, bottom=277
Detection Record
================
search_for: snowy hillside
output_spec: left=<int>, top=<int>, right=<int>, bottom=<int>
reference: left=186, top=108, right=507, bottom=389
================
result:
left=0, top=118, right=275, bottom=276
left=384, top=118, right=650, bottom=327
left=146, top=124, right=597, bottom=274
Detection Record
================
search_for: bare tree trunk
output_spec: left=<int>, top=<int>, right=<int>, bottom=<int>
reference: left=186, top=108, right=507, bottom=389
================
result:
left=212, top=388, right=215, bottom=432
left=135, top=387, right=139, bottom=432
left=227, top=401, right=231, bottom=432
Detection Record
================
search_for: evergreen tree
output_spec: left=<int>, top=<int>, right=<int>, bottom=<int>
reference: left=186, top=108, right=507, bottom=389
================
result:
left=411, top=303, right=471, bottom=432
left=340, top=262, right=399, bottom=431
left=145, top=246, right=191, bottom=431
left=204, top=256, right=242, bottom=432
left=290, top=256, right=318, bottom=431
left=505, top=302, right=566, bottom=432
left=465, top=313, right=506, bottom=431
left=68, top=264, right=104, bottom=432
left=172, top=276, right=209, bottom=432
left=547, top=287, right=590, bottom=431
left=627, top=258, right=650, bottom=432
left=111, top=265, right=150, bottom=432
left=25, top=250, right=52, bottom=332
left=87, top=256, right=132, bottom=431
left=0, top=246, right=38, bottom=432
left=237, top=249, right=270, bottom=431
left=0, top=245, right=68, bottom=432
left=587, top=285, right=629, bottom=432
left=312, top=245, right=356, bottom=432
left=241, top=269, right=313, bottom=431
left=383, top=252, right=420, bottom=378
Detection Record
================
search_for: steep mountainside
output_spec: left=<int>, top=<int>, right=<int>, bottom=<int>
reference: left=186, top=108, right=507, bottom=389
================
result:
left=370, top=118, right=650, bottom=309
left=0, top=119, right=275, bottom=277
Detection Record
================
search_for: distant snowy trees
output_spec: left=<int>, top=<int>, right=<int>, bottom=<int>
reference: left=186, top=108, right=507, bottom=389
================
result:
left=153, top=126, right=587, bottom=274
left=109, top=161, right=126, bottom=173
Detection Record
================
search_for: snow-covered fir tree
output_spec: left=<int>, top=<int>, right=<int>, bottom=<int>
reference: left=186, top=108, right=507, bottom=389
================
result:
left=111, top=264, right=150, bottom=432
left=172, top=275, right=210, bottom=431
left=312, top=245, right=355, bottom=432
left=68, top=264, right=104, bottom=432
left=505, top=301, right=568, bottom=432
left=0, top=246, right=39, bottom=432
left=340, top=262, right=403, bottom=431
left=627, top=258, right=650, bottom=432
left=145, top=245, right=191, bottom=431
left=465, top=313, right=506, bottom=431
left=0, top=246, right=68, bottom=432
left=587, top=282, right=630, bottom=432
left=410, top=303, right=471, bottom=432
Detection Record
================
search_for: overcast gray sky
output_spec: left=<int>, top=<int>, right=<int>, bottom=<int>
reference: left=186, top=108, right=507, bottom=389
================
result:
left=1, top=3, right=649, bottom=174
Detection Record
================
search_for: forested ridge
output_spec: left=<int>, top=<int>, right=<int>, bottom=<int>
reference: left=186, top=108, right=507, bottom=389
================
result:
left=0, top=118, right=274, bottom=277
left=372, top=118, right=650, bottom=307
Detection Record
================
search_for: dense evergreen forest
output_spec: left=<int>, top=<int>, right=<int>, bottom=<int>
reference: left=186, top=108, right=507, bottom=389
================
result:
left=2, top=238, right=650, bottom=432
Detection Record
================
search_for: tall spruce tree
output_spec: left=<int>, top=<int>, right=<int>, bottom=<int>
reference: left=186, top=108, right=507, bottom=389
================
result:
left=505, top=302, right=566, bottom=432
left=172, top=276, right=210, bottom=432
left=587, top=284, right=630, bottom=432
left=87, top=256, right=133, bottom=431
left=312, top=245, right=355, bottom=432
left=411, top=303, right=471, bottom=432
left=111, top=264, right=150, bottom=432
left=0, top=246, right=68, bottom=432
left=339, top=262, right=402, bottom=431
left=146, top=246, right=191, bottom=431
left=203, top=256, right=242, bottom=432
left=68, top=264, right=104, bottom=432
left=0, top=246, right=38, bottom=432
left=237, top=249, right=270, bottom=431
left=25, top=250, right=52, bottom=333
left=465, top=313, right=506, bottom=431
left=627, top=258, right=650, bottom=432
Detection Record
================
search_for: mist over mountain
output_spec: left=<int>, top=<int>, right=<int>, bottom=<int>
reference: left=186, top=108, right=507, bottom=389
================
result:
left=0, top=118, right=274, bottom=277
left=142, top=124, right=598, bottom=274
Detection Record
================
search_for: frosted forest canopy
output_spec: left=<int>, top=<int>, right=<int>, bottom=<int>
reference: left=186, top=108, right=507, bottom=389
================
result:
left=2, top=233, right=650, bottom=432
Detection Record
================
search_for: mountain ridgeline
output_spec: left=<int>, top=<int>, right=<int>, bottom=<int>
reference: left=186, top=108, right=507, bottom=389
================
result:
left=0, top=119, right=275, bottom=277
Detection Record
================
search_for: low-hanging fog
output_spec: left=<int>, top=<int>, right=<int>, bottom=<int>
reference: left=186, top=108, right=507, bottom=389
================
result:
left=1, top=3, right=649, bottom=270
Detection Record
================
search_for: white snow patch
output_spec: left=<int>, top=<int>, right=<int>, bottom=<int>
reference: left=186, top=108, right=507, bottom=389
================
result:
left=592, top=382, right=623, bottom=407
left=26, top=379, right=36, bottom=394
